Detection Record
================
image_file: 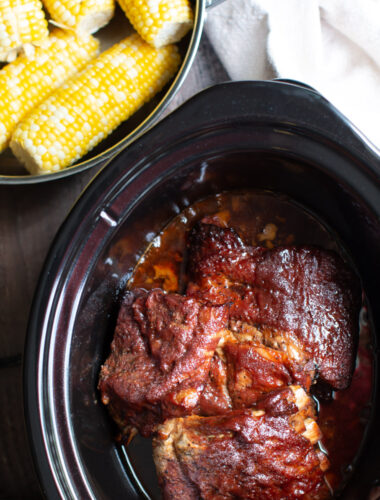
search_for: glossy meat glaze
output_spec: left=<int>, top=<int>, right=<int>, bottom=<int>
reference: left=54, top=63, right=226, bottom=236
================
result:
left=98, top=289, right=228, bottom=437
left=187, top=222, right=361, bottom=390
left=98, top=219, right=361, bottom=499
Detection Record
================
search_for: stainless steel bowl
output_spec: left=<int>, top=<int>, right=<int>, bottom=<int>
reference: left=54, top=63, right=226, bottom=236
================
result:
left=0, top=0, right=218, bottom=185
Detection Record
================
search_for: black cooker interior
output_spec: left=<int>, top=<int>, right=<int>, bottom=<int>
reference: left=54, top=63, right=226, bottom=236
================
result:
left=68, top=148, right=380, bottom=499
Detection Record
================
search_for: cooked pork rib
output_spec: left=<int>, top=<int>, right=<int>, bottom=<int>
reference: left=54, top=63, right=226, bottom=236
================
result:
left=187, top=222, right=361, bottom=390
left=98, top=288, right=228, bottom=436
left=98, top=287, right=313, bottom=438
left=153, top=386, right=330, bottom=500
left=99, top=299, right=316, bottom=435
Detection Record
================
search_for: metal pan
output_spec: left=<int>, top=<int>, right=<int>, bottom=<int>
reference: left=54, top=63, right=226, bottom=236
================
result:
left=0, top=0, right=221, bottom=185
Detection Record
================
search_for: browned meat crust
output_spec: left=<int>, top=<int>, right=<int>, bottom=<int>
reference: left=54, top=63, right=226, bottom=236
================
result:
left=187, top=223, right=361, bottom=390
left=199, top=334, right=313, bottom=415
left=153, top=387, right=330, bottom=500
left=98, top=288, right=228, bottom=436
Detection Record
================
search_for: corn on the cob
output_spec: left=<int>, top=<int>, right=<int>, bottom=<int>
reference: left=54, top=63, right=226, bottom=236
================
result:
left=0, top=29, right=98, bottom=153
left=0, top=0, right=48, bottom=61
left=42, top=0, right=115, bottom=34
left=118, top=0, right=193, bottom=48
left=11, top=33, right=181, bottom=174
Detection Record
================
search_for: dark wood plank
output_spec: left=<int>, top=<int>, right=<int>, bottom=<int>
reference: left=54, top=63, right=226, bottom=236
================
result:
left=0, top=365, right=42, bottom=499
left=0, top=169, right=101, bottom=499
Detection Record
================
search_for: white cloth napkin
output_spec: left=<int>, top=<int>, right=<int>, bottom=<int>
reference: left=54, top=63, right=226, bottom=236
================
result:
left=205, top=0, right=380, bottom=150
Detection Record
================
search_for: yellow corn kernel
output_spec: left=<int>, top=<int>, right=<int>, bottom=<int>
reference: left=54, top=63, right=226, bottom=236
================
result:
left=0, top=29, right=99, bottom=153
left=0, top=0, right=48, bottom=61
left=42, top=0, right=115, bottom=34
left=11, top=33, right=181, bottom=174
left=118, top=0, right=193, bottom=48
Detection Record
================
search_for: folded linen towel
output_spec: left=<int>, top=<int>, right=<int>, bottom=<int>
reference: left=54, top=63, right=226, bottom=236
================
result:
left=205, top=0, right=380, bottom=150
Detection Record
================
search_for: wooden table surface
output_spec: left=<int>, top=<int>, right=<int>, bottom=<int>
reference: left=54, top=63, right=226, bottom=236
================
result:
left=0, top=33, right=228, bottom=499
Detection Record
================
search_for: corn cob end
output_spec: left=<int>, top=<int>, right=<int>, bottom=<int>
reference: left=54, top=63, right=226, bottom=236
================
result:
left=77, top=10, right=115, bottom=34
left=118, top=0, right=193, bottom=48
left=10, top=138, right=44, bottom=174
left=42, top=0, right=115, bottom=34
left=153, top=18, right=192, bottom=48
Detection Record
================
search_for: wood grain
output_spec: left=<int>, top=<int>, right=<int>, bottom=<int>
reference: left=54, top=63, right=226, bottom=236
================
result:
left=0, top=33, right=228, bottom=499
